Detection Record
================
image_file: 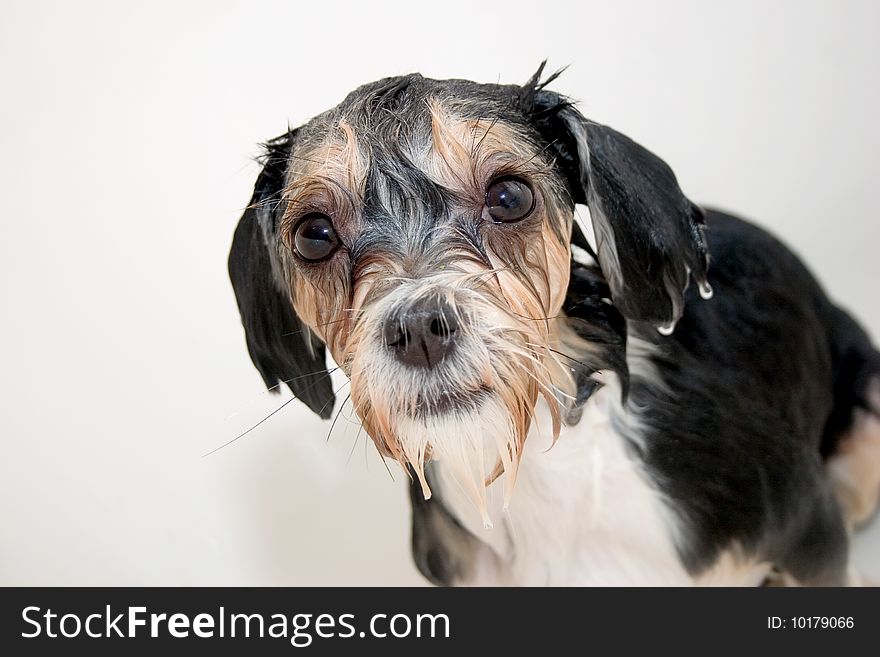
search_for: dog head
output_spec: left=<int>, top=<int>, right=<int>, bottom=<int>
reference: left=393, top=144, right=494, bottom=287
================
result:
left=229, top=65, right=708, bottom=517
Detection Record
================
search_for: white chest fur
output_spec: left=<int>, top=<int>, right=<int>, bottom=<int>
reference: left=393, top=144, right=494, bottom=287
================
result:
left=431, top=384, right=769, bottom=586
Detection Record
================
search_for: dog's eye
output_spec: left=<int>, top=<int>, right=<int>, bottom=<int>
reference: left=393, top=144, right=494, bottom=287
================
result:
left=485, top=177, right=535, bottom=223
left=293, top=213, right=339, bottom=262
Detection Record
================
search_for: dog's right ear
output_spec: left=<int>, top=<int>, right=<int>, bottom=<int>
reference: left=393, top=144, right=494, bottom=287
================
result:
left=228, top=132, right=336, bottom=419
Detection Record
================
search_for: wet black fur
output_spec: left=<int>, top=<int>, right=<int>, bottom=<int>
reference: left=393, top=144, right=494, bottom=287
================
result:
left=228, top=134, right=336, bottom=418
left=630, top=211, right=874, bottom=583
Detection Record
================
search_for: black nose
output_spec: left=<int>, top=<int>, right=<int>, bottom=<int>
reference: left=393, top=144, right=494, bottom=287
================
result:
left=383, top=297, right=459, bottom=368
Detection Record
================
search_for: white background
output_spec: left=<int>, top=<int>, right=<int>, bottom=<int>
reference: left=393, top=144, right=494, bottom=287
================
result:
left=1, top=0, right=878, bottom=585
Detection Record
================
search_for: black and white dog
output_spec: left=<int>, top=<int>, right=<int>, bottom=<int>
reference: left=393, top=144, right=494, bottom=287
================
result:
left=229, top=66, right=880, bottom=585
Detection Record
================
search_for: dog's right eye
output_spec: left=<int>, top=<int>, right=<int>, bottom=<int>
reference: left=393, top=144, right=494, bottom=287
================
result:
left=293, top=213, right=339, bottom=262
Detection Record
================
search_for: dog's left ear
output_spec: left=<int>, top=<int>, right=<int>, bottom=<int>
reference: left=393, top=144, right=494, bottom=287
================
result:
left=228, top=132, right=336, bottom=418
left=526, top=81, right=710, bottom=329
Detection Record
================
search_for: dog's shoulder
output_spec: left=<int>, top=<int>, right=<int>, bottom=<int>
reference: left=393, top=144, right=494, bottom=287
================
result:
left=631, top=209, right=851, bottom=581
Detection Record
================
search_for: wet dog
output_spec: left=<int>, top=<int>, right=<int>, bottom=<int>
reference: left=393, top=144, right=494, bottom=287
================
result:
left=229, top=65, right=880, bottom=585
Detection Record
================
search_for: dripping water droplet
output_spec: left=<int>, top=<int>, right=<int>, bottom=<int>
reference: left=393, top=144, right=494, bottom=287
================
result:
left=698, top=280, right=714, bottom=300
left=657, top=321, right=677, bottom=336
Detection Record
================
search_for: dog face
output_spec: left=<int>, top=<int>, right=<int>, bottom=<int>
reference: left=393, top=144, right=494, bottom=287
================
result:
left=229, top=65, right=708, bottom=516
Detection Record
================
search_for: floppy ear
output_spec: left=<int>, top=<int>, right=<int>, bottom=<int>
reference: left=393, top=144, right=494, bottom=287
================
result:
left=228, top=133, right=336, bottom=418
left=530, top=87, right=711, bottom=329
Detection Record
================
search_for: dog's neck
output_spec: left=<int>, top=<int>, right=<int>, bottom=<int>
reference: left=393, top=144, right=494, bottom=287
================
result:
left=428, top=373, right=776, bottom=586
left=426, top=377, right=673, bottom=584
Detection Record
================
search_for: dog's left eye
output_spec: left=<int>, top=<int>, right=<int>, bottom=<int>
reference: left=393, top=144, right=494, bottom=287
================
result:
left=485, top=177, right=535, bottom=223
left=292, top=213, right=339, bottom=262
